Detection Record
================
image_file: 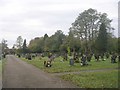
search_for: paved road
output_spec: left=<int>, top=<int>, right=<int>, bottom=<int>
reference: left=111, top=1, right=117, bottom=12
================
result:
left=3, top=55, right=79, bottom=88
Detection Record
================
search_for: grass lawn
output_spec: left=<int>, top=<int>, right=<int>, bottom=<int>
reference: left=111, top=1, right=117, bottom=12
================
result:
left=0, top=60, right=2, bottom=75
left=20, top=56, right=118, bottom=73
left=61, top=70, right=118, bottom=88
left=0, top=58, right=6, bottom=74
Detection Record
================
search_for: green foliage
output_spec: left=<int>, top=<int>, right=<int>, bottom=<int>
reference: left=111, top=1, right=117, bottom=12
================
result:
left=22, top=39, right=28, bottom=54
left=43, top=34, right=48, bottom=40
left=16, top=36, right=23, bottom=49
left=95, top=23, right=108, bottom=53
left=28, top=30, right=66, bottom=53
left=49, top=30, right=65, bottom=52
left=60, top=30, right=81, bottom=53
left=15, top=36, right=23, bottom=54
left=43, top=34, right=49, bottom=52
left=1, top=39, right=8, bottom=54
left=118, top=37, right=120, bottom=54
left=70, top=8, right=114, bottom=53
left=28, top=37, right=44, bottom=53
left=67, top=47, right=70, bottom=56
left=107, top=36, right=118, bottom=53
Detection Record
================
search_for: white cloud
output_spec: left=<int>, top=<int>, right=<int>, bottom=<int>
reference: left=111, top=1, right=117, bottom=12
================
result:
left=20, top=19, right=44, bottom=28
left=0, top=1, right=24, bottom=17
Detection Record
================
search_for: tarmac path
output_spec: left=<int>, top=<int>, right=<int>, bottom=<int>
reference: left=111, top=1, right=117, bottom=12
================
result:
left=2, top=55, right=79, bottom=88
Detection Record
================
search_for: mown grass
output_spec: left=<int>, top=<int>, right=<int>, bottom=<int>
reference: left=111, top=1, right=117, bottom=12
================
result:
left=0, top=58, right=7, bottom=74
left=0, top=60, right=2, bottom=75
left=0, top=58, right=6, bottom=78
left=61, top=70, right=118, bottom=88
left=20, top=56, right=118, bottom=73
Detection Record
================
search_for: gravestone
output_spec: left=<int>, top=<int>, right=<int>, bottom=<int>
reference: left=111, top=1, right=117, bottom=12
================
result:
left=27, top=54, right=32, bottom=60
left=111, top=54, right=117, bottom=63
left=100, top=53, right=104, bottom=61
left=87, top=54, right=92, bottom=62
left=32, top=54, right=35, bottom=59
left=69, top=58, right=74, bottom=66
left=105, top=53, right=109, bottom=59
left=94, top=54, right=99, bottom=61
left=74, top=53, right=79, bottom=63
left=81, top=54, right=88, bottom=66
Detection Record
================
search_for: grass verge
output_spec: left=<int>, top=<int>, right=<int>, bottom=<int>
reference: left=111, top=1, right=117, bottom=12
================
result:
left=60, top=70, right=118, bottom=88
left=0, top=60, right=2, bottom=75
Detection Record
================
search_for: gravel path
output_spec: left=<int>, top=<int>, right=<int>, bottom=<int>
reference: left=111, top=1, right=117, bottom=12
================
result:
left=2, top=55, right=79, bottom=88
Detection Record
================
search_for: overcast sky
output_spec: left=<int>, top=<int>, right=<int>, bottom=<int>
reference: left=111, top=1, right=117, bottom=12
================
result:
left=0, top=0, right=119, bottom=48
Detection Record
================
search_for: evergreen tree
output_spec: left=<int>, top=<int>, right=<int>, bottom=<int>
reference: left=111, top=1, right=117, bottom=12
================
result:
left=22, top=39, right=27, bottom=54
left=95, top=23, right=108, bottom=53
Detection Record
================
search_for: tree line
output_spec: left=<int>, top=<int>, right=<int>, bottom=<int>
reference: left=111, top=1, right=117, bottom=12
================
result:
left=11, top=8, right=119, bottom=55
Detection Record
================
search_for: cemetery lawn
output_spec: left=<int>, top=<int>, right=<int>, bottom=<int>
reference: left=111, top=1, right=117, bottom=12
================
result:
left=61, top=70, right=118, bottom=88
left=0, top=61, right=2, bottom=75
left=20, top=56, right=118, bottom=73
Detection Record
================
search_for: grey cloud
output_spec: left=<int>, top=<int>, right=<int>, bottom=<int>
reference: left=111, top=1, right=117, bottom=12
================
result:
left=0, top=0, right=118, bottom=48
